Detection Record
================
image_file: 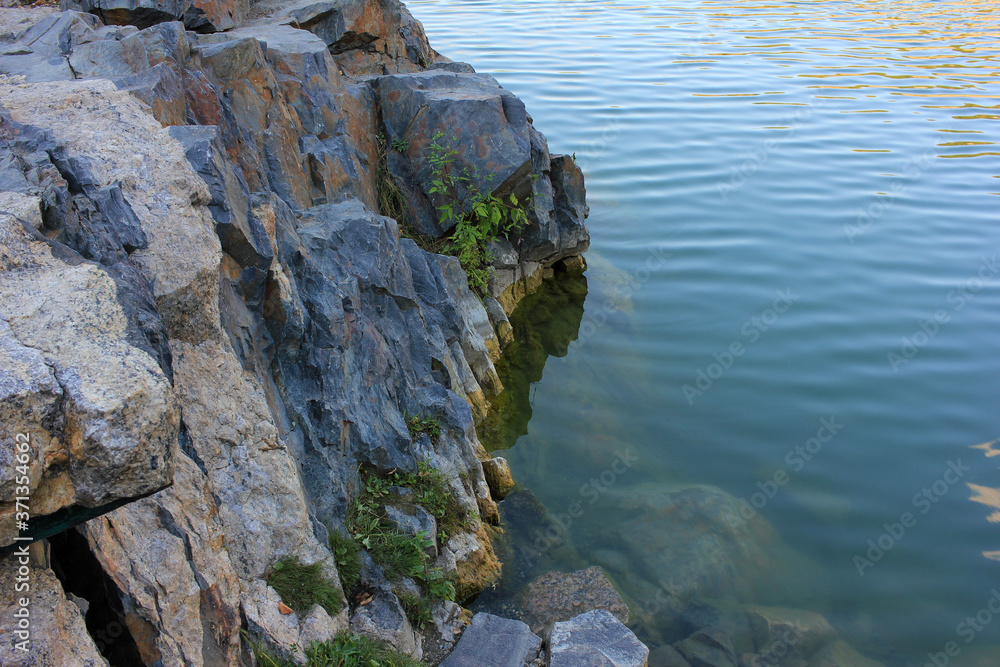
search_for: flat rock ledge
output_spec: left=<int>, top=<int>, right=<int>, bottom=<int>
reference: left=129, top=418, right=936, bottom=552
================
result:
left=548, top=609, right=650, bottom=667
left=440, top=612, right=542, bottom=667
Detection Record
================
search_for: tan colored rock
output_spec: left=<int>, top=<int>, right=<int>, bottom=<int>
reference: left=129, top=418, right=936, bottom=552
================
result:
left=0, top=552, right=107, bottom=666
left=85, top=451, right=243, bottom=666
left=0, top=196, right=177, bottom=547
left=1, top=75, right=347, bottom=663
left=0, top=77, right=223, bottom=343
left=441, top=525, right=502, bottom=602
left=0, top=6, right=56, bottom=43
left=481, top=457, right=515, bottom=500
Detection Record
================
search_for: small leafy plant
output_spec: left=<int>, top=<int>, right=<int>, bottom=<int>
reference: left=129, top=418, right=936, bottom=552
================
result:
left=397, top=592, right=434, bottom=630
left=406, top=415, right=442, bottom=441
left=391, top=136, right=410, bottom=153
left=427, top=131, right=530, bottom=293
left=267, top=558, right=344, bottom=617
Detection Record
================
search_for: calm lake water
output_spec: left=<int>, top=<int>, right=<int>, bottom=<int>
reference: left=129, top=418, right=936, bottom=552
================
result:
left=408, top=1, right=1000, bottom=663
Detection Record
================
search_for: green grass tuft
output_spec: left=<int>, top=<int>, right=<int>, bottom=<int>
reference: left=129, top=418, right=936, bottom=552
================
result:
left=267, top=558, right=344, bottom=617
left=397, top=592, right=434, bottom=630
left=307, top=631, right=426, bottom=666
left=244, top=630, right=426, bottom=667
left=329, top=529, right=362, bottom=594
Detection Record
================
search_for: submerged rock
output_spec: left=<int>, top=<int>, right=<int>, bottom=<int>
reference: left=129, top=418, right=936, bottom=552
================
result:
left=744, top=605, right=837, bottom=660
left=548, top=609, right=649, bottom=667
left=674, top=627, right=737, bottom=667
left=591, top=484, right=823, bottom=633
left=807, top=640, right=885, bottom=667
left=520, top=566, right=630, bottom=634
left=679, top=598, right=754, bottom=657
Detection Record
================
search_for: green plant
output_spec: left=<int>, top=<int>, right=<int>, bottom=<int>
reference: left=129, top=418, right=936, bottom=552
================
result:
left=391, top=136, right=410, bottom=153
left=306, top=632, right=426, bottom=666
left=329, top=530, right=362, bottom=593
left=244, top=631, right=426, bottom=667
left=427, top=131, right=530, bottom=293
left=243, top=631, right=296, bottom=667
left=406, top=415, right=442, bottom=441
left=397, top=591, right=434, bottom=630
left=422, top=568, right=456, bottom=602
left=267, top=558, right=344, bottom=617
left=376, top=132, right=407, bottom=221
left=346, top=465, right=463, bottom=602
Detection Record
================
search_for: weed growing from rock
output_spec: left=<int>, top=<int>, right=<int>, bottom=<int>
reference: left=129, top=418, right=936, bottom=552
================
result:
left=329, top=529, right=362, bottom=594
left=376, top=132, right=407, bottom=222
left=245, top=630, right=425, bottom=667
left=346, top=463, right=468, bottom=604
left=266, top=557, right=344, bottom=617
left=406, top=414, right=442, bottom=441
left=427, top=131, right=529, bottom=293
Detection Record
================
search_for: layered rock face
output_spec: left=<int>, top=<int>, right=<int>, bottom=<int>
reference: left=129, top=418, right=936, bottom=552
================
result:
left=0, top=0, right=588, bottom=664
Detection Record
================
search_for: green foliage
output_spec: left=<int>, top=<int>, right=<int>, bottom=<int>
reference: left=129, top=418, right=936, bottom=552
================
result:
left=346, top=463, right=466, bottom=601
left=244, top=630, right=426, bottom=667
left=397, top=592, right=434, bottom=630
left=267, top=558, right=344, bottom=617
left=329, top=529, right=362, bottom=593
left=406, top=415, right=442, bottom=441
left=306, top=632, right=426, bottom=666
left=427, top=131, right=530, bottom=293
left=391, top=136, right=410, bottom=153
left=376, top=132, right=407, bottom=221
left=347, top=497, right=430, bottom=582
left=243, top=631, right=296, bottom=667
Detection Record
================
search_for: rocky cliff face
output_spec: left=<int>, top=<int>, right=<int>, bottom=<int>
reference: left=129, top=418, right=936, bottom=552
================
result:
left=0, top=1, right=588, bottom=664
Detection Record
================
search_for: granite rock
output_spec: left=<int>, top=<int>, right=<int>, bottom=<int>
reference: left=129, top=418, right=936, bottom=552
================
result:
left=548, top=609, right=649, bottom=667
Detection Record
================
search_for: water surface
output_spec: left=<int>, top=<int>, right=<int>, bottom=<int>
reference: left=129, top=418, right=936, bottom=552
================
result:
left=408, top=1, right=1000, bottom=662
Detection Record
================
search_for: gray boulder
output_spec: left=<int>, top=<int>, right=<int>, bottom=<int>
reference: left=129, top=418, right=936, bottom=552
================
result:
left=549, top=609, right=649, bottom=667
left=373, top=70, right=533, bottom=238
left=350, top=587, right=421, bottom=659
left=441, top=612, right=541, bottom=667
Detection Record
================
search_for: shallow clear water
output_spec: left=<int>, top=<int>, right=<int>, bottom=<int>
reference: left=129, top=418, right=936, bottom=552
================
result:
left=408, top=1, right=1000, bottom=663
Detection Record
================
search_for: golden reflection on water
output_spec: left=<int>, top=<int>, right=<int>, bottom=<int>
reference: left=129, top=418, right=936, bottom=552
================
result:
left=970, top=439, right=1000, bottom=559
left=659, top=0, right=1000, bottom=145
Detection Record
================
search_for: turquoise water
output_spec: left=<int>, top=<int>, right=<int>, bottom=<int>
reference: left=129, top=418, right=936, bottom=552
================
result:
left=408, top=1, right=1000, bottom=663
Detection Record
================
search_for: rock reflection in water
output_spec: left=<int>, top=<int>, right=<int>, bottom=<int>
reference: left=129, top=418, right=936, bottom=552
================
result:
left=477, top=265, right=588, bottom=452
